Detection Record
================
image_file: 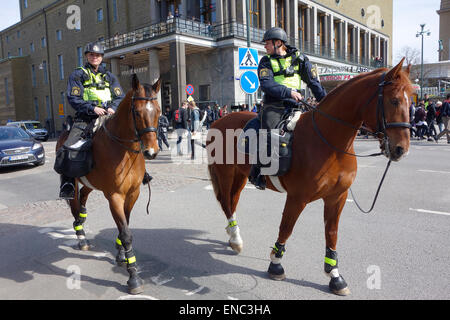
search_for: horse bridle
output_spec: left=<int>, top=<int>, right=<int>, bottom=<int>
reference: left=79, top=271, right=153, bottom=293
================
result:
left=103, top=95, right=159, bottom=154
left=308, top=72, right=411, bottom=158
left=306, top=72, right=412, bottom=214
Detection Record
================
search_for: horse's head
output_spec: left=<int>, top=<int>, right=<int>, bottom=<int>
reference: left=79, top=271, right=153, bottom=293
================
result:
left=364, top=58, right=414, bottom=162
left=131, top=74, right=161, bottom=160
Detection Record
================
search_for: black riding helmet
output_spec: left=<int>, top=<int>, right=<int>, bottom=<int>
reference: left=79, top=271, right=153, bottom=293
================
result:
left=262, top=27, right=288, bottom=43
left=84, top=42, right=105, bottom=55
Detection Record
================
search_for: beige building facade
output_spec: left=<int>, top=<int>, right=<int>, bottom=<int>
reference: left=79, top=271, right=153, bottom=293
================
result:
left=438, top=0, right=450, bottom=61
left=0, top=0, right=393, bottom=136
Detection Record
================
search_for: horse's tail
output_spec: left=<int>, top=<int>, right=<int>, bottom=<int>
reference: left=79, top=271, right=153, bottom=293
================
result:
left=207, top=163, right=221, bottom=201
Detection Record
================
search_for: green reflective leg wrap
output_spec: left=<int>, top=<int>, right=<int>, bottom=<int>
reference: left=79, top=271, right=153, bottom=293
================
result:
left=324, top=247, right=338, bottom=274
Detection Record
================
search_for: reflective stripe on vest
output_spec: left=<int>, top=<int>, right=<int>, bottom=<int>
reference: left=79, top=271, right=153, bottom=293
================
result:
left=268, top=52, right=302, bottom=90
left=78, top=67, right=112, bottom=103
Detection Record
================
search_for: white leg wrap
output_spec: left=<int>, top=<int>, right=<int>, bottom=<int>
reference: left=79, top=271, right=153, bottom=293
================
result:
left=270, top=252, right=282, bottom=264
left=325, top=268, right=340, bottom=278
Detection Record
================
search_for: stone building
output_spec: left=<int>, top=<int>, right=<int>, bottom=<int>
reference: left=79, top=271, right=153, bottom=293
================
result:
left=0, top=0, right=393, bottom=136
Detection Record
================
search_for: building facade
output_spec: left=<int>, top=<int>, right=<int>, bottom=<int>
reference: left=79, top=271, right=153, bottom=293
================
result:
left=0, top=0, right=393, bottom=135
left=438, top=0, right=450, bottom=61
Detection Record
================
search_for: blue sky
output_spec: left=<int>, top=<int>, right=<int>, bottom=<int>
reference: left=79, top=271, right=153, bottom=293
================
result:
left=0, top=0, right=442, bottom=64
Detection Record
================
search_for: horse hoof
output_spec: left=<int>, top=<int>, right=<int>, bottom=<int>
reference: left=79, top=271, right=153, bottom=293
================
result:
left=329, top=276, right=350, bottom=296
left=127, top=276, right=144, bottom=295
left=78, top=240, right=90, bottom=251
left=332, top=287, right=351, bottom=296
left=268, top=262, right=286, bottom=281
left=229, top=241, right=243, bottom=253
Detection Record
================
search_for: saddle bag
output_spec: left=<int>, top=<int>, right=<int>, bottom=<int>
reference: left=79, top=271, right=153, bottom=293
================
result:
left=54, top=122, right=94, bottom=178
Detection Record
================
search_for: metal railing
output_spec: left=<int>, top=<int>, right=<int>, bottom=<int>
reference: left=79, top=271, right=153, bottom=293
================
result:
left=102, top=18, right=386, bottom=70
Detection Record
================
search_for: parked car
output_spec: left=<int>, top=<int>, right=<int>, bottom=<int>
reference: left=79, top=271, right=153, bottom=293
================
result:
left=0, top=126, right=45, bottom=167
left=6, top=120, right=49, bottom=141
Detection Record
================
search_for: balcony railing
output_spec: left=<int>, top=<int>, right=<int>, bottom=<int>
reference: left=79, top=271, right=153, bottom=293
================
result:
left=102, top=18, right=385, bottom=70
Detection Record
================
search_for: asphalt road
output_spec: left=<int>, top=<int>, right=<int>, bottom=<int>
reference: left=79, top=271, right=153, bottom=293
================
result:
left=0, top=134, right=449, bottom=301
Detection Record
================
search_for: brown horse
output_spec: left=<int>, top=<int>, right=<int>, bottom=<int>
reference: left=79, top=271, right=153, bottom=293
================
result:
left=206, top=59, right=413, bottom=295
left=56, top=74, right=161, bottom=294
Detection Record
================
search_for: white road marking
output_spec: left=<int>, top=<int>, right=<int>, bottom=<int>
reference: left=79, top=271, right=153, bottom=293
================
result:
left=151, top=274, right=174, bottom=286
left=409, top=208, right=450, bottom=217
left=117, top=295, right=158, bottom=300
left=184, top=286, right=205, bottom=296
left=418, top=169, right=450, bottom=174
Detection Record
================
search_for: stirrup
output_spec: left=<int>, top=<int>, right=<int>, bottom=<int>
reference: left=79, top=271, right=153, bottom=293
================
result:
left=59, top=182, right=75, bottom=199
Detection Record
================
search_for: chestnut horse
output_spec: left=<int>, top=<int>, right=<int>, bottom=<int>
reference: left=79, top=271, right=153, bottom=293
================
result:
left=56, top=74, right=161, bottom=294
left=207, top=59, right=413, bottom=295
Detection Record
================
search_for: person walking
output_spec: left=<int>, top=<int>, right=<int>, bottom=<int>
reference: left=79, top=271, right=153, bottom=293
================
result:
left=157, top=114, right=170, bottom=151
left=436, top=94, right=450, bottom=143
left=175, top=101, right=189, bottom=155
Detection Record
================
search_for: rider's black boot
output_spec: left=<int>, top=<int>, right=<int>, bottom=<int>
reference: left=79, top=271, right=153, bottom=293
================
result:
left=249, top=164, right=266, bottom=190
left=59, top=175, right=75, bottom=199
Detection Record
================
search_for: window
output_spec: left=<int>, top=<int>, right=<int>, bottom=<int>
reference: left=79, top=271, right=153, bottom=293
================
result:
left=41, top=37, right=46, bottom=48
left=42, top=61, right=48, bottom=84
left=58, top=55, right=64, bottom=80
left=45, top=96, right=51, bottom=119
left=112, top=0, right=118, bottom=22
left=34, top=98, right=39, bottom=120
left=24, top=0, right=28, bottom=8
left=31, top=65, right=36, bottom=87
left=6, top=35, right=9, bottom=43
left=199, top=0, right=216, bottom=23
left=56, top=29, right=62, bottom=41
left=4, top=78, right=10, bottom=105
left=249, top=0, right=259, bottom=28
left=30, top=42, right=34, bottom=52
left=97, top=8, right=103, bottom=22
left=199, top=84, right=210, bottom=102
left=77, top=47, right=83, bottom=67
left=275, top=0, right=284, bottom=29
left=17, top=30, right=21, bottom=39
left=18, top=48, right=23, bottom=56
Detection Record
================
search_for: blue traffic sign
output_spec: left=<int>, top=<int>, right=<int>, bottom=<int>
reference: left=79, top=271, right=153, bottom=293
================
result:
left=238, top=47, right=259, bottom=70
left=240, top=71, right=259, bottom=94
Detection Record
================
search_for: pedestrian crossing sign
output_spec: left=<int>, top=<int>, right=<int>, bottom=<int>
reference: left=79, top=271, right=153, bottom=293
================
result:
left=239, top=47, right=259, bottom=70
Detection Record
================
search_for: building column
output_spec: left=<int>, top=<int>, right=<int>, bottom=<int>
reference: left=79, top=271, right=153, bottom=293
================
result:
left=330, top=14, right=335, bottom=53
left=169, top=42, right=186, bottom=110
left=323, top=13, right=328, bottom=55
left=343, top=21, right=348, bottom=60
left=148, top=49, right=161, bottom=105
left=110, top=57, right=120, bottom=76
left=284, top=0, right=290, bottom=39
left=150, top=0, right=159, bottom=23
left=230, top=0, right=236, bottom=22
left=313, top=6, right=317, bottom=50
left=290, top=0, right=298, bottom=46
left=216, top=0, right=224, bottom=23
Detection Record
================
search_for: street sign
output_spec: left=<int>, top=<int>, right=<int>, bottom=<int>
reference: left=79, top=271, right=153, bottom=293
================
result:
left=185, top=84, right=194, bottom=96
left=240, top=71, right=259, bottom=94
left=238, top=47, right=258, bottom=70
left=58, top=104, right=64, bottom=117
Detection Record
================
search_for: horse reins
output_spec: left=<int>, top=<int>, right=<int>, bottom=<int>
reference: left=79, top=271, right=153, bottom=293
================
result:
left=301, top=72, right=411, bottom=213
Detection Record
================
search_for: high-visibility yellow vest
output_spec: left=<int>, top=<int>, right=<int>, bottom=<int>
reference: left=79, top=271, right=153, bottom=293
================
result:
left=268, top=52, right=302, bottom=90
left=78, top=67, right=112, bottom=103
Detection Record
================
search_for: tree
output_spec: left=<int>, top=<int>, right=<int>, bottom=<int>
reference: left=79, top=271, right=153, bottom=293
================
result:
left=396, top=46, right=420, bottom=66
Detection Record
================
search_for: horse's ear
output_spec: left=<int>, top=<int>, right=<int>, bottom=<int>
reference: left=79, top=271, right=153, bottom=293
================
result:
left=152, top=77, right=161, bottom=94
left=405, top=63, right=412, bottom=75
left=131, top=73, right=140, bottom=91
left=386, top=57, right=405, bottom=81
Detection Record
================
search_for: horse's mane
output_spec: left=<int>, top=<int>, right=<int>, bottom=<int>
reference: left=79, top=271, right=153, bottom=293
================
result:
left=318, top=67, right=415, bottom=106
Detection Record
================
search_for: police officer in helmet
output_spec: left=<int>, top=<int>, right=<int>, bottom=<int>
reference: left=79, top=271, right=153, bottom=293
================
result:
left=58, top=41, right=125, bottom=199
left=249, top=27, right=326, bottom=189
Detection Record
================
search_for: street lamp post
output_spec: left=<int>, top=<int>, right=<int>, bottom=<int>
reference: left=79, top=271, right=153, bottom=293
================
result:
left=416, top=24, right=430, bottom=99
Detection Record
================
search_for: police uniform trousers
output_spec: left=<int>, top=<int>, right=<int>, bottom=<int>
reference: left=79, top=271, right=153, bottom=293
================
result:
left=260, top=102, right=286, bottom=130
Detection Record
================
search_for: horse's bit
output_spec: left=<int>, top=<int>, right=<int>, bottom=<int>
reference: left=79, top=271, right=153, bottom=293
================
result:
left=103, top=95, right=159, bottom=154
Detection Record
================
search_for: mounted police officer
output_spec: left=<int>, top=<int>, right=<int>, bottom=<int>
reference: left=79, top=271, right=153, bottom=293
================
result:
left=58, top=41, right=125, bottom=199
left=249, top=27, right=326, bottom=189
